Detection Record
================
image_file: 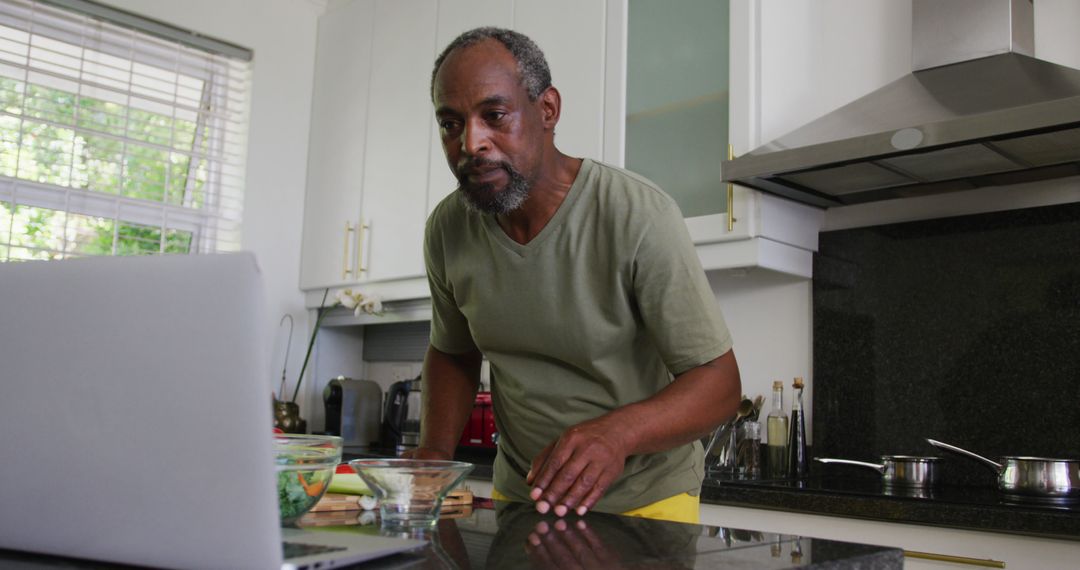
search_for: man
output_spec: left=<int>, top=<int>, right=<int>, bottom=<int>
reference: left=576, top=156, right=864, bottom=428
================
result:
left=412, top=27, right=741, bottom=524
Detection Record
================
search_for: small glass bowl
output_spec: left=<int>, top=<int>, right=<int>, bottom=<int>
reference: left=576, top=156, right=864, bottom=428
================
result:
left=274, top=434, right=342, bottom=524
left=348, top=459, right=473, bottom=529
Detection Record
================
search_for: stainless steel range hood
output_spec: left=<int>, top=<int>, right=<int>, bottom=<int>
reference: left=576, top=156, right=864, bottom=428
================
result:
left=721, top=0, right=1080, bottom=208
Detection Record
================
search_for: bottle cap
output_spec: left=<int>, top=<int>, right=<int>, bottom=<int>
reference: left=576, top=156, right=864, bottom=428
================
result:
left=772, top=380, right=783, bottom=389
left=792, top=376, right=804, bottom=388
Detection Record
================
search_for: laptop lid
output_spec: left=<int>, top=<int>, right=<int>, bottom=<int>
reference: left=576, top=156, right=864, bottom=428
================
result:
left=0, top=253, right=285, bottom=568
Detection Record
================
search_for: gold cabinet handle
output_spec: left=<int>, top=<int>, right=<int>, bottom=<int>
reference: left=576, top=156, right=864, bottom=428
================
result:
left=726, top=144, right=737, bottom=232
left=904, top=550, right=1006, bottom=568
left=342, top=221, right=355, bottom=280
left=356, top=222, right=370, bottom=274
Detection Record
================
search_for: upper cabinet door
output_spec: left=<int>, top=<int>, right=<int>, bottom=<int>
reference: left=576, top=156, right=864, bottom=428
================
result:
left=302, top=0, right=610, bottom=291
left=731, top=0, right=910, bottom=154
left=299, top=0, right=375, bottom=290
left=360, top=0, right=439, bottom=283
left=624, top=0, right=730, bottom=220
left=426, top=0, right=607, bottom=215
left=514, top=0, right=607, bottom=162
left=425, top=1, right=514, bottom=217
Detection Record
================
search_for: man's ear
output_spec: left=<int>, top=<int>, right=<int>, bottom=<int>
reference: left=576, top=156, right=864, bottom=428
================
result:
left=538, top=86, right=561, bottom=131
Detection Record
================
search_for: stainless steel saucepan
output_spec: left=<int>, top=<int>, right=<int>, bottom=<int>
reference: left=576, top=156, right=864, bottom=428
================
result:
left=815, top=455, right=939, bottom=488
left=927, top=438, right=1080, bottom=502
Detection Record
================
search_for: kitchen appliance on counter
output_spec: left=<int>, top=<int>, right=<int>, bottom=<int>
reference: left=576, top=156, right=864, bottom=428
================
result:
left=382, top=376, right=422, bottom=455
left=322, top=377, right=381, bottom=453
left=458, top=391, right=498, bottom=450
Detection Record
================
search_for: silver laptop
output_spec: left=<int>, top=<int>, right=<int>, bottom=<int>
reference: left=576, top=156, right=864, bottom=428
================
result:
left=0, top=253, right=422, bottom=569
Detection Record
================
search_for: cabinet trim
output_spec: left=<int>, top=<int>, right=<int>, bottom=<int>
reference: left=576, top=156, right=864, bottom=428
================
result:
left=903, top=550, right=1006, bottom=568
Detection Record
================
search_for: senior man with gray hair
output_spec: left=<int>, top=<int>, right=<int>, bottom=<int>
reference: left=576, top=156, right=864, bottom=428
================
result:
left=408, top=27, right=741, bottom=524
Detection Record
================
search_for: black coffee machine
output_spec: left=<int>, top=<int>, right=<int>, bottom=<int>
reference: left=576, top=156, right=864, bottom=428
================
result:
left=382, top=375, right=421, bottom=455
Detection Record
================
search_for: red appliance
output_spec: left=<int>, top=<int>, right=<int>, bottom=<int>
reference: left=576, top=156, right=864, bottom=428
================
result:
left=458, top=392, right=497, bottom=449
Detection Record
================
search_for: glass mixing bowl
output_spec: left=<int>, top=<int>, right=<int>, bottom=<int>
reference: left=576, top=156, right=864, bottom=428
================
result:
left=349, top=459, right=473, bottom=529
left=274, top=434, right=342, bottom=524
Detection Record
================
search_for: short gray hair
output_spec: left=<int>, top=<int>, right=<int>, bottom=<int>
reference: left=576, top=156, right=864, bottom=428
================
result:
left=430, top=27, right=552, bottom=102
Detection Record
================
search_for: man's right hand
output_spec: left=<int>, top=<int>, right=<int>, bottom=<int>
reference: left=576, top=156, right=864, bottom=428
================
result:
left=526, top=415, right=630, bottom=517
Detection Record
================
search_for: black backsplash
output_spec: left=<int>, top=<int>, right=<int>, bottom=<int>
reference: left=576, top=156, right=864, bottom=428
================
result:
left=813, top=201, right=1080, bottom=485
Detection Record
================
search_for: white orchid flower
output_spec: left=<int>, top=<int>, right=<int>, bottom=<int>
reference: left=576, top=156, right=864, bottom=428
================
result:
left=335, top=288, right=382, bottom=316
left=358, top=296, right=383, bottom=315
left=336, top=289, right=358, bottom=309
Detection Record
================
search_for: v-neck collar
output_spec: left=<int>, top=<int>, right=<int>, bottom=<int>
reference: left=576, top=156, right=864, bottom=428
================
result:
left=482, top=158, right=592, bottom=258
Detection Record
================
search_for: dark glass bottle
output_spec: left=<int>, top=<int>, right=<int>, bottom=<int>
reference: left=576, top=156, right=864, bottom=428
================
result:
left=787, top=377, right=809, bottom=478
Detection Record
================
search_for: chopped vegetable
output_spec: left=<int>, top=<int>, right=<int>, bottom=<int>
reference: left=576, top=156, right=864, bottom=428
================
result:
left=277, top=468, right=331, bottom=522
left=297, top=472, right=325, bottom=497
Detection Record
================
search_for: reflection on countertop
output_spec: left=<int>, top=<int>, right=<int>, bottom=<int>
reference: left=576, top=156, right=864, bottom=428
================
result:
left=0, top=499, right=903, bottom=568
left=307, top=500, right=900, bottom=569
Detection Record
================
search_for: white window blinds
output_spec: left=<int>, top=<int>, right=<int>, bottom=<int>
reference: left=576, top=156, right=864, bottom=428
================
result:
left=0, top=0, right=252, bottom=260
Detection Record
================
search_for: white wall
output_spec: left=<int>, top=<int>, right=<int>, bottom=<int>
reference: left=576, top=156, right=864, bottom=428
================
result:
left=708, top=269, right=813, bottom=443
left=753, top=0, right=911, bottom=149
left=102, top=0, right=323, bottom=401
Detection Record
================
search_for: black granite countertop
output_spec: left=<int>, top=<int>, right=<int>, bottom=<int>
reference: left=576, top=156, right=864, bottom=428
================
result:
left=397, top=451, right=1079, bottom=541
left=0, top=501, right=901, bottom=569
left=310, top=501, right=902, bottom=568
left=703, top=472, right=1080, bottom=541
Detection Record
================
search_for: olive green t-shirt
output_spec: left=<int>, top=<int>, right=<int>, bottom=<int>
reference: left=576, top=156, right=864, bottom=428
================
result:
left=424, top=158, right=733, bottom=513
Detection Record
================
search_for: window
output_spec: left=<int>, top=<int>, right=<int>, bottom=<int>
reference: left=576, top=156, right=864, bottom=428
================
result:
left=0, top=0, right=252, bottom=260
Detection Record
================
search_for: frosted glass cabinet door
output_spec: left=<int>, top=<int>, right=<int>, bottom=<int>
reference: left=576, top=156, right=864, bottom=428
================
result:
left=625, top=0, right=730, bottom=219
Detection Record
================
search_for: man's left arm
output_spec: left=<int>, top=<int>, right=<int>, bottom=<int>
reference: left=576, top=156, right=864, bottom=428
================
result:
left=526, top=349, right=740, bottom=516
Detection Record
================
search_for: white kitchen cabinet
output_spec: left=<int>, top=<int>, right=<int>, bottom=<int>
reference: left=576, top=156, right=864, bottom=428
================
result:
left=600, top=0, right=823, bottom=277
left=690, top=188, right=823, bottom=278
left=624, top=0, right=729, bottom=220
left=728, top=0, right=911, bottom=158
left=514, top=0, right=607, bottom=163
left=303, top=0, right=610, bottom=295
left=300, top=0, right=439, bottom=290
left=304, top=0, right=437, bottom=287
left=699, top=504, right=1080, bottom=569
left=425, top=0, right=608, bottom=214
left=424, top=0, right=514, bottom=216
left=298, top=0, right=374, bottom=290
left=360, top=0, right=437, bottom=283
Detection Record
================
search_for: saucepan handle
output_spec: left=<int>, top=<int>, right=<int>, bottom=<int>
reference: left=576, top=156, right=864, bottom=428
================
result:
left=814, top=457, right=886, bottom=474
left=926, top=438, right=1003, bottom=473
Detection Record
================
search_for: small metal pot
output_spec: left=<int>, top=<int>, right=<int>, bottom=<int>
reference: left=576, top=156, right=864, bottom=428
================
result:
left=815, top=455, right=939, bottom=487
left=927, top=439, right=1080, bottom=502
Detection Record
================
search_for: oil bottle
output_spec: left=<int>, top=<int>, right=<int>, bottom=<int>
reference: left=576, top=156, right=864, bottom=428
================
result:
left=765, top=380, right=789, bottom=478
left=787, top=377, right=809, bottom=478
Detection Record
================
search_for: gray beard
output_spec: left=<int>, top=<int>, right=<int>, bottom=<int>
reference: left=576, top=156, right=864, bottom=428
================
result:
left=456, top=164, right=532, bottom=215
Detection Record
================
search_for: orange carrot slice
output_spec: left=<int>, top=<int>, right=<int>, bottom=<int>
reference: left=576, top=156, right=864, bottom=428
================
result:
left=297, top=472, right=325, bottom=497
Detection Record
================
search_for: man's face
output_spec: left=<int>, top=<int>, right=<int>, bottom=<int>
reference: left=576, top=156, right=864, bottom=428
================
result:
left=432, top=40, right=548, bottom=214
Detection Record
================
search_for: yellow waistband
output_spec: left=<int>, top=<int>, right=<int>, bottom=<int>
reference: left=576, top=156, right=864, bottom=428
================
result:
left=490, top=489, right=699, bottom=524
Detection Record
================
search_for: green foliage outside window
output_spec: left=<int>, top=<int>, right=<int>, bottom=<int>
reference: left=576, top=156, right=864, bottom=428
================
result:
left=0, top=75, right=207, bottom=260
left=1, top=200, right=193, bottom=259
